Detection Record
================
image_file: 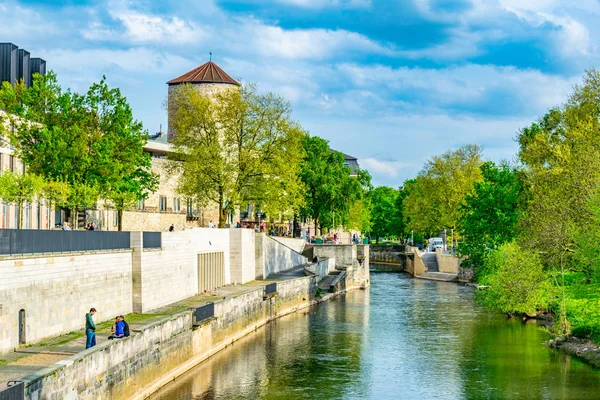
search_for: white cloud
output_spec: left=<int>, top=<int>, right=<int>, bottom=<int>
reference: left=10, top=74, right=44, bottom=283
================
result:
left=275, top=0, right=371, bottom=9
left=237, top=21, right=394, bottom=60
left=361, top=158, right=411, bottom=178
left=82, top=4, right=207, bottom=45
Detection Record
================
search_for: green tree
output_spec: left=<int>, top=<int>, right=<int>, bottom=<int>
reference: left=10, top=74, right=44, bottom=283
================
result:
left=572, top=189, right=600, bottom=283
left=168, top=83, right=304, bottom=228
left=476, top=242, right=551, bottom=316
left=369, top=186, right=398, bottom=243
left=403, top=144, right=483, bottom=234
left=0, top=171, right=45, bottom=228
left=299, top=135, right=366, bottom=235
left=517, top=69, right=600, bottom=268
left=2, top=73, right=158, bottom=230
left=458, top=162, right=523, bottom=278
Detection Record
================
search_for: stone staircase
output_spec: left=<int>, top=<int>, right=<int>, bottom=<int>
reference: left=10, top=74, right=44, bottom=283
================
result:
left=318, top=270, right=345, bottom=293
left=417, top=252, right=458, bottom=282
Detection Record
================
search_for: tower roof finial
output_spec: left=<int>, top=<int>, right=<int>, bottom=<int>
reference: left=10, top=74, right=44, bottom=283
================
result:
left=209, top=51, right=212, bottom=62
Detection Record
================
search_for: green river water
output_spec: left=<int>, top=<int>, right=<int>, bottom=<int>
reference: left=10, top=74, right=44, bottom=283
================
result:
left=151, top=268, right=600, bottom=399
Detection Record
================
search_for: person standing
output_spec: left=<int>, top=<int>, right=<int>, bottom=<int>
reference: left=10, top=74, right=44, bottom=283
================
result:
left=86, top=308, right=97, bottom=349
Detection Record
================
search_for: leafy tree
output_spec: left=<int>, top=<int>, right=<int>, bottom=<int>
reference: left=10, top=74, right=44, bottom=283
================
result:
left=403, top=144, right=483, bottom=234
left=347, top=199, right=371, bottom=234
left=572, top=189, right=600, bottom=283
left=168, top=83, right=304, bottom=228
left=458, top=162, right=523, bottom=278
left=476, top=242, right=551, bottom=316
left=369, top=186, right=398, bottom=243
left=517, top=69, right=600, bottom=269
left=2, top=73, right=158, bottom=230
left=299, top=135, right=366, bottom=235
left=0, top=171, right=45, bottom=228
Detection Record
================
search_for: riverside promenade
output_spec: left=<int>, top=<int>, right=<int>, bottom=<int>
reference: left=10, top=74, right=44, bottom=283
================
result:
left=0, top=269, right=306, bottom=389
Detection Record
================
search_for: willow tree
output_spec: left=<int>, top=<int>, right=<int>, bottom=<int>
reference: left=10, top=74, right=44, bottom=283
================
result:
left=168, top=83, right=305, bottom=228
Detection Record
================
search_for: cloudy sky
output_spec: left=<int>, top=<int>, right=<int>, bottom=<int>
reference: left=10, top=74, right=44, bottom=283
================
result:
left=2, top=0, right=599, bottom=186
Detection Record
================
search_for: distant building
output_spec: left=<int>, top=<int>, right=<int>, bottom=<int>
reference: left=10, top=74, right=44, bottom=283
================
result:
left=0, top=42, right=46, bottom=87
left=342, top=153, right=360, bottom=176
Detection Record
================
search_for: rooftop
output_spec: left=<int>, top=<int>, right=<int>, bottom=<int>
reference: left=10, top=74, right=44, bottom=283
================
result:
left=167, top=61, right=240, bottom=86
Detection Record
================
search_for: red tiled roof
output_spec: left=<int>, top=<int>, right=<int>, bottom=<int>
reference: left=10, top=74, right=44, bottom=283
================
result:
left=167, top=61, right=240, bottom=86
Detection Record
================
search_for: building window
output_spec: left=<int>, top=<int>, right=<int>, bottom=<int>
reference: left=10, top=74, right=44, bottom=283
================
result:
left=113, top=211, right=119, bottom=227
left=343, top=162, right=349, bottom=167
left=137, top=198, right=145, bottom=210
left=159, top=196, right=167, bottom=212
left=9, top=156, right=15, bottom=172
left=173, top=198, right=180, bottom=212
left=14, top=205, right=19, bottom=228
left=186, top=199, right=193, bottom=217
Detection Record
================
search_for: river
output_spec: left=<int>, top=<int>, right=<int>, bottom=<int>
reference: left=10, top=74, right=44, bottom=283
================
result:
left=151, top=268, right=600, bottom=399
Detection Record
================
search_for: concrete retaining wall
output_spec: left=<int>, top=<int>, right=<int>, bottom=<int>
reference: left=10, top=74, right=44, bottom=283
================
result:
left=134, top=228, right=232, bottom=313
left=405, top=247, right=426, bottom=277
left=435, top=248, right=461, bottom=274
left=0, top=250, right=133, bottom=354
left=22, top=276, right=318, bottom=400
left=304, top=258, right=336, bottom=281
left=255, top=234, right=308, bottom=279
left=270, top=237, right=306, bottom=254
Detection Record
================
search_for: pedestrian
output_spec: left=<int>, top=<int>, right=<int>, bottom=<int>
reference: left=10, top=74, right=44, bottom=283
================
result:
left=121, top=315, right=130, bottom=337
left=235, top=221, right=241, bottom=228
left=208, top=221, right=215, bottom=228
left=108, top=316, right=125, bottom=340
left=85, top=308, right=97, bottom=349
left=169, top=224, right=174, bottom=232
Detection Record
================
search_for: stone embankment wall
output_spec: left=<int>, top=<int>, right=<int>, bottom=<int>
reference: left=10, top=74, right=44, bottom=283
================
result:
left=369, top=245, right=405, bottom=264
left=312, top=244, right=356, bottom=266
left=22, top=276, right=319, bottom=400
left=0, top=250, right=133, bottom=353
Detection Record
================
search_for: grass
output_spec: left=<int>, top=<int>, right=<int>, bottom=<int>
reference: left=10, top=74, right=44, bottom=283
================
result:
left=562, top=272, right=600, bottom=342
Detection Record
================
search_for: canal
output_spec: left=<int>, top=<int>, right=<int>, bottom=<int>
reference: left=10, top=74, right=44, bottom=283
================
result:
left=151, top=268, right=600, bottom=399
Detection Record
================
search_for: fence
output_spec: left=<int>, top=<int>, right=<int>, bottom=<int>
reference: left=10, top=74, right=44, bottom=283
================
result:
left=142, top=232, right=162, bottom=249
left=0, top=229, right=130, bottom=256
left=0, top=381, right=24, bottom=400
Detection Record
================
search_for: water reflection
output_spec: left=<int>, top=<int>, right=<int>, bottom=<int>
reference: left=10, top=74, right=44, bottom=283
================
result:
left=151, top=270, right=600, bottom=400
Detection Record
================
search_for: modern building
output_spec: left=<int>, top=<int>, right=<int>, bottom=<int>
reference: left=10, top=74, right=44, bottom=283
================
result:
left=0, top=42, right=46, bottom=87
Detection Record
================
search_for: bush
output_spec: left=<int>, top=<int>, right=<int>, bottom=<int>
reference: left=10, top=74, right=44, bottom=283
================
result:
left=476, top=242, right=552, bottom=316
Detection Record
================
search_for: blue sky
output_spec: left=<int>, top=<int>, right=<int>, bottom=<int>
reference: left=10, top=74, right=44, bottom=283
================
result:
left=2, top=0, right=600, bottom=186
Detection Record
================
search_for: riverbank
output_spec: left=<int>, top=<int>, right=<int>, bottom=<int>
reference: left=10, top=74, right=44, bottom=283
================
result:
left=549, top=337, right=600, bottom=369
left=0, top=261, right=368, bottom=400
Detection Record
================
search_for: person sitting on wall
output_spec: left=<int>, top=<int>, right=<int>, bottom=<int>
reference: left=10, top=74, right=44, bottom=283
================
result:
left=312, top=255, right=319, bottom=263
left=120, top=315, right=130, bottom=337
left=108, top=316, right=125, bottom=340
left=169, top=224, right=175, bottom=232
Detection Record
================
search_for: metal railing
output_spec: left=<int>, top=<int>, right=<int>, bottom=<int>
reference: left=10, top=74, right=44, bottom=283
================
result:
left=194, top=303, right=215, bottom=325
left=0, top=229, right=130, bottom=256
left=142, top=232, right=162, bottom=249
left=0, top=381, right=24, bottom=400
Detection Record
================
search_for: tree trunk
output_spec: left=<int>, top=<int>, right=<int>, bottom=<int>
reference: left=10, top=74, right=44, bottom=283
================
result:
left=72, top=207, right=77, bottom=229
left=118, top=209, right=123, bottom=231
left=218, top=191, right=225, bottom=228
left=17, top=201, right=22, bottom=229
left=314, top=216, right=318, bottom=239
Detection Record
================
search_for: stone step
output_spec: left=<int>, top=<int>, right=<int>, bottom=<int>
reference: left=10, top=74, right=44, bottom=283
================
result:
left=416, top=272, right=458, bottom=282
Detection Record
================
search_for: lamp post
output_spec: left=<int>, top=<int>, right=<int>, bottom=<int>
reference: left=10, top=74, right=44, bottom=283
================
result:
left=411, top=230, right=414, bottom=246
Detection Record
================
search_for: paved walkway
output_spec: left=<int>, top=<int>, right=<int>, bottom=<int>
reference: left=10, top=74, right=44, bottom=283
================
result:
left=0, top=273, right=307, bottom=388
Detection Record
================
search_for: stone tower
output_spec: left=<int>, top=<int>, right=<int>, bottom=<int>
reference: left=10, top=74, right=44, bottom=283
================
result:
left=166, top=61, right=240, bottom=143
